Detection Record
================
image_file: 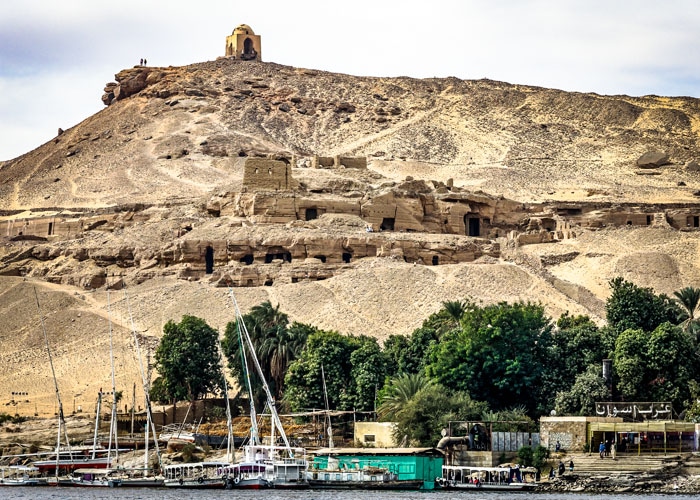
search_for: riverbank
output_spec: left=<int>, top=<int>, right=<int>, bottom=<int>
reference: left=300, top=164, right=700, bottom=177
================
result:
left=538, top=452, right=700, bottom=494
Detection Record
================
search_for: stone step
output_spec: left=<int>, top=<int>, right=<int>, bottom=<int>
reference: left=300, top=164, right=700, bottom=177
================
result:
left=554, top=453, right=682, bottom=475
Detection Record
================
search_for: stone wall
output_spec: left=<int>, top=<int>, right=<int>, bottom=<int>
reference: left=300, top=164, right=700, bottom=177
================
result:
left=338, top=156, right=367, bottom=169
left=242, top=158, right=298, bottom=191
left=311, top=155, right=366, bottom=169
left=311, top=156, right=335, bottom=168
left=354, top=422, right=396, bottom=447
left=539, top=416, right=623, bottom=452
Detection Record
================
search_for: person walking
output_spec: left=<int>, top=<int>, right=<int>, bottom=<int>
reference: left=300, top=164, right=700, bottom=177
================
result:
left=599, top=441, right=605, bottom=459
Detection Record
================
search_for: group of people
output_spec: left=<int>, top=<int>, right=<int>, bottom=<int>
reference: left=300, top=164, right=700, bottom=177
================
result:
left=548, top=460, right=574, bottom=479
left=139, top=58, right=148, bottom=66
left=598, top=439, right=615, bottom=458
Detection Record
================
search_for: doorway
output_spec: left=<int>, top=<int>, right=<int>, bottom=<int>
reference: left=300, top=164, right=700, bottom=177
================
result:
left=466, top=216, right=480, bottom=237
left=205, top=245, right=214, bottom=274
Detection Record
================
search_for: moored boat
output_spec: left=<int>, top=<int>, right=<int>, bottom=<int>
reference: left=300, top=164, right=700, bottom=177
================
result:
left=0, top=465, right=46, bottom=486
left=67, top=468, right=112, bottom=487
left=307, top=466, right=422, bottom=490
left=437, top=464, right=538, bottom=491
left=162, top=461, right=229, bottom=488
left=108, top=472, right=165, bottom=488
left=32, top=451, right=113, bottom=475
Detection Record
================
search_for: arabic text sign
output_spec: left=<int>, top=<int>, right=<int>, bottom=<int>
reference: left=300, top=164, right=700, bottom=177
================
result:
left=594, top=402, right=672, bottom=420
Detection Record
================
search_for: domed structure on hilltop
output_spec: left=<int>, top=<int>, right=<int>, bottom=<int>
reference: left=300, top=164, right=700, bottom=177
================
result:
left=225, top=24, right=261, bottom=61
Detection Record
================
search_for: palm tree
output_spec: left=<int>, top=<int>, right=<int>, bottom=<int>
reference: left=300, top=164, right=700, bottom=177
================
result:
left=377, top=372, right=432, bottom=421
left=259, top=322, right=310, bottom=400
left=442, top=300, right=467, bottom=326
left=673, top=286, right=700, bottom=336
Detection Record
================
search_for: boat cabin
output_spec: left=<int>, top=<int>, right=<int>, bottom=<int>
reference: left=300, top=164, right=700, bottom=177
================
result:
left=309, top=447, right=443, bottom=490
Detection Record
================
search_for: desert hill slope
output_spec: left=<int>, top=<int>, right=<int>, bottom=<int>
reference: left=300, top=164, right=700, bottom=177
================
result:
left=1, top=58, right=700, bottom=414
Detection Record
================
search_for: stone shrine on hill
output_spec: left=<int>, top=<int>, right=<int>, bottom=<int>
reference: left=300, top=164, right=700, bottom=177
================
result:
left=225, top=24, right=262, bottom=61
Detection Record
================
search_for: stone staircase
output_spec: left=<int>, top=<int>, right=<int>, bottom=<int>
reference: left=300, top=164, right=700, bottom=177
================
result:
left=683, top=454, right=700, bottom=475
left=552, top=452, right=684, bottom=476
left=652, top=212, right=671, bottom=227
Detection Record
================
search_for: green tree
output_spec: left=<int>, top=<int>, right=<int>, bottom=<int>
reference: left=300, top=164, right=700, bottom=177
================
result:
left=443, top=300, right=468, bottom=327
left=426, top=301, right=553, bottom=417
left=384, top=327, right=438, bottom=376
left=377, top=372, right=433, bottom=421
left=382, top=334, right=409, bottom=377
left=613, top=322, right=696, bottom=410
left=554, top=364, right=611, bottom=416
left=259, top=321, right=310, bottom=400
left=348, top=338, right=387, bottom=411
left=222, top=302, right=308, bottom=409
left=674, top=286, right=700, bottom=337
left=154, top=315, right=223, bottom=404
left=606, top=277, right=679, bottom=333
left=646, top=322, right=696, bottom=408
left=391, top=385, right=487, bottom=447
left=612, top=328, right=648, bottom=401
left=284, top=330, right=361, bottom=412
left=683, top=381, right=700, bottom=422
left=545, top=313, right=607, bottom=400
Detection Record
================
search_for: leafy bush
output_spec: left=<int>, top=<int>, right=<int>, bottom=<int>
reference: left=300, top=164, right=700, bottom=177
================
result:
left=517, top=446, right=534, bottom=466
left=532, top=445, right=550, bottom=469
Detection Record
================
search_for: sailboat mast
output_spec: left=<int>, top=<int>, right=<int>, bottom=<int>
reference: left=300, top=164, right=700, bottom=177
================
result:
left=33, top=287, right=73, bottom=477
left=228, top=290, right=293, bottom=454
left=92, top=391, right=102, bottom=459
left=124, top=289, right=161, bottom=472
left=321, top=364, right=334, bottom=449
left=236, top=315, right=259, bottom=445
left=106, top=289, right=119, bottom=464
left=216, top=340, right=234, bottom=463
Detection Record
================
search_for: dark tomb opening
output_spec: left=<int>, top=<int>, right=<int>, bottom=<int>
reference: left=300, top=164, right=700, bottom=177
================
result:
left=466, top=216, right=480, bottom=237
left=205, top=245, right=214, bottom=274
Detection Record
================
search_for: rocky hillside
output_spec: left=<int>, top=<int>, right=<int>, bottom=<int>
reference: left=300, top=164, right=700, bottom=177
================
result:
left=1, top=58, right=700, bottom=415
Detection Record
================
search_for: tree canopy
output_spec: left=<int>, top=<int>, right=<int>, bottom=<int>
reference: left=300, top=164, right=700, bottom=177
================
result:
left=426, top=301, right=553, bottom=416
left=606, top=277, right=679, bottom=334
left=152, top=315, right=223, bottom=403
left=152, top=277, right=700, bottom=434
left=222, top=301, right=309, bottom=410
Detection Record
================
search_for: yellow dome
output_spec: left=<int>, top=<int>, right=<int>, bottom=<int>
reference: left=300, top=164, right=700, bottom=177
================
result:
left=232, top=24, right=255, bottom=36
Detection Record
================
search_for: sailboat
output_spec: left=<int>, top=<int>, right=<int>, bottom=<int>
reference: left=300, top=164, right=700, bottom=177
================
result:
left=67, top=289, right=121, bottom=487
left=31, top=288, right=113, bottom=481
left=221, top=290, right=308, bottom=489
left=108, top=288, right=165, bottom=488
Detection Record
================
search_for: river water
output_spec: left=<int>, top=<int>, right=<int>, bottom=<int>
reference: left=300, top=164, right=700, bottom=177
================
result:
left=0, top=489, right=696, bottom=500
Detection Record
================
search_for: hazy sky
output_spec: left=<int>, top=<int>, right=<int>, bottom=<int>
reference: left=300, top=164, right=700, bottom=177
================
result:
left=1, top=0, right=699, bottom=161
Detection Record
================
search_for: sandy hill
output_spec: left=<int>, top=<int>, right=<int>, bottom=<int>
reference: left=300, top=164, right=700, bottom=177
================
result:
left=1, top=58, right=700, bottom=417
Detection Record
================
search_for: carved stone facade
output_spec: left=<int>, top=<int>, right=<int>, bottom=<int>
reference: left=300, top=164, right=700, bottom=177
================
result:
left=3, top=163, right=700, bottom=289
